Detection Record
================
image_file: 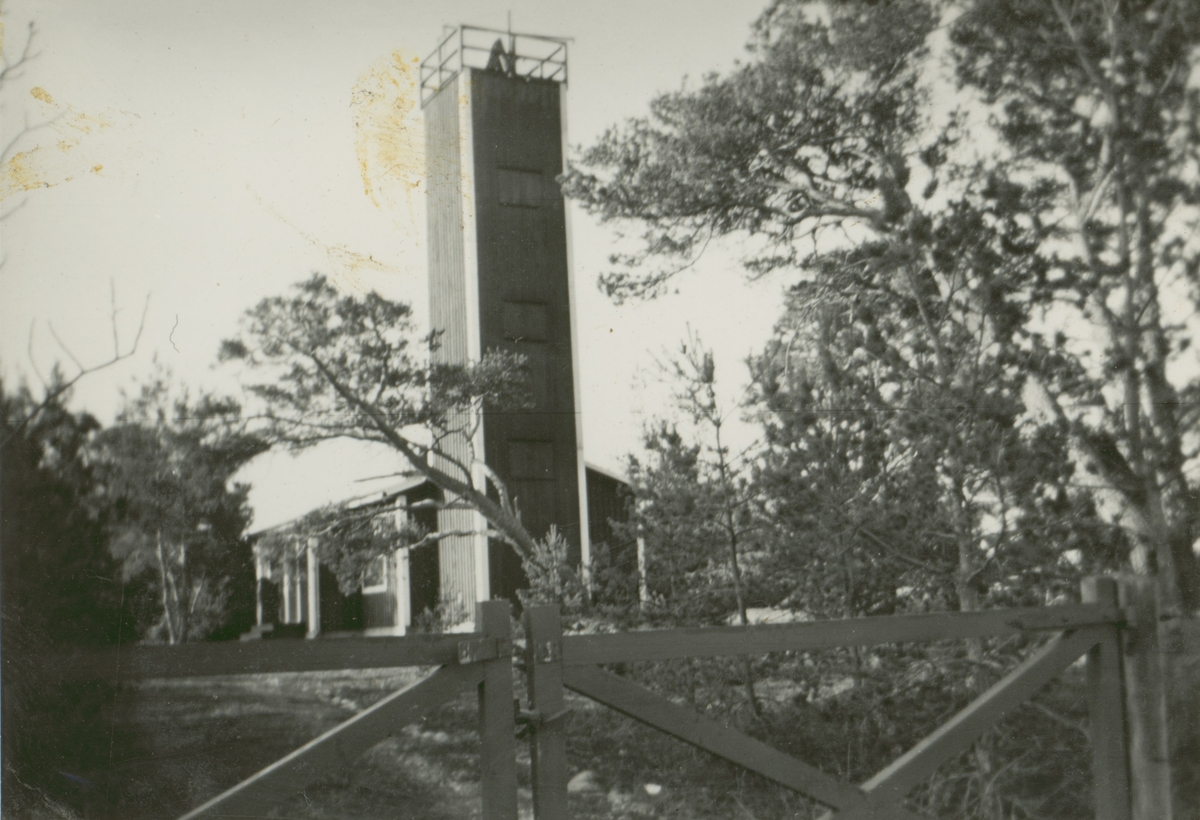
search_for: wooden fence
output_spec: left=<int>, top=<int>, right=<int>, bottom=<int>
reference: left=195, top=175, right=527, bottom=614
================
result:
left=56, top=576, right=1196, bottom=819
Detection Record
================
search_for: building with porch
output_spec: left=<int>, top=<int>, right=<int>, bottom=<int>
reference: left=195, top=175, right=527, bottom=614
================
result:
left=250, top=462, right=631, bottom=637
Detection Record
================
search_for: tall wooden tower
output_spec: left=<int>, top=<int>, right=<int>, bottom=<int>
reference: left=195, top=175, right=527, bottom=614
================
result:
left=421, top=26, right=587, bottom=611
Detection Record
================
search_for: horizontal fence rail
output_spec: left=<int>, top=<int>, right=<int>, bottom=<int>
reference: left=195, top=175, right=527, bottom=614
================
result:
left=560, top=602, right=1125, bottom=666
left=53, top=632, right=490, bottom=683
left=53, top=603, right=1124, bottom=685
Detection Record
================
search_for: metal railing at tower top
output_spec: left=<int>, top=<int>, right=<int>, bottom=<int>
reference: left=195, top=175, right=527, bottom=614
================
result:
left=420, top=25, right=569, bottom=106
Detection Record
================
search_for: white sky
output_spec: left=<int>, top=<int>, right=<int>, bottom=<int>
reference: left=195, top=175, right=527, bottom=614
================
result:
left=1, top=0, right=799, bottom=530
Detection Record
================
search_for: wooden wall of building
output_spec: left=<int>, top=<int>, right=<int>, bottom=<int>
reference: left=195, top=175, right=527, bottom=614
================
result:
left=586, top=468, right=635, bottom=569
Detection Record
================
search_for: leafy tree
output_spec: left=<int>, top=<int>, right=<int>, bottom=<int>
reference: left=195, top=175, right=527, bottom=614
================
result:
left=91, top=372, right=265, bottom=643
left=0, top=377, right=138, bottom=814
left=609, top=336, right=768, bottom=713
left=562, top=1, right=1161, bottom=814
left=1, top=376, right=128, bottom=645
left=624, top=422, right=770, bottom=714
left=563, top=0, right=1197, bottom=610
left=748, top=336, right=961, bottom=620
left=744, top=203, right=1127, bottom=620
left=625, top=424, right=728, bottom=620
left=950, top=2, right=1200, bottom=805
left=625, top=337, right=767, bottom=624
left=562, top=0, right=1029, bottom=618
left=220, top=273, right=541, bottom=564
left=518, top=525, right=592, bottom=617
left=950, top=0, right=1200, bottom=613
left=561, top=0, right=940, bottom=301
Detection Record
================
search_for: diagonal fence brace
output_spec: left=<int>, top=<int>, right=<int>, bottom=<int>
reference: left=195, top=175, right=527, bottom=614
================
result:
left=829, top=627, right=1106, bottom=820
left=178, top=663, right=483, bottom=820
left=564, top=664, right=924, bottom=820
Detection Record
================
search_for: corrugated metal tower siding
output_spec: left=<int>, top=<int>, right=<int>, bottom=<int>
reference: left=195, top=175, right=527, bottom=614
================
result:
left=426, top=75, right=468, bottom=365
left=470, top=72, right=582, bottom=596
left=425, top=73, right=479, bottom=613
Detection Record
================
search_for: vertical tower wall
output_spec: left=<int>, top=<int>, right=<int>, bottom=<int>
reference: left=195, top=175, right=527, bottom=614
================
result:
left=425, top=71, right=489, bottom=615
left=424, top=58, right=584, bottom=608
left=469, top=70, right=582, bottom=601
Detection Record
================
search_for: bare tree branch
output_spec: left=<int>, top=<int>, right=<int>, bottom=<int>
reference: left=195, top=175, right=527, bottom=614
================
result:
left=301, top=348, right=539, bottom=561
left=5, top=290, right=150, bottom=447
left=0, top=20, right=38, bottom=86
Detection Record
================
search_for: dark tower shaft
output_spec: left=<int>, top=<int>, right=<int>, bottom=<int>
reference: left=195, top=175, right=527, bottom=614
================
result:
left=422, top=27, right=584, bottom=609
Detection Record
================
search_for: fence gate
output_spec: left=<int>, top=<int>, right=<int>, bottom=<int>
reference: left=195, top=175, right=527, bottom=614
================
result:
left=520, top=576, right=1131, bottom=820
left=61, top=600, right=520, bottom=820
left=56, top=574, right=1196, bottom=818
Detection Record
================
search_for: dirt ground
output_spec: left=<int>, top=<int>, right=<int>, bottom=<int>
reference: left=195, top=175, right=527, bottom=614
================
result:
left=83, top=667, right=493, bottom=819
left=51, top=665, right=813, bottom=820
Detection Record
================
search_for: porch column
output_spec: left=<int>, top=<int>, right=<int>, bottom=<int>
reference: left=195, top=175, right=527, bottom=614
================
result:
left=254, top=553, right=264, bottom=626
left=637, top=535, right=649, bottom=608
left=395, top=547, right=410, bottom=635
left=394, top=508, right=410, bottom=635
left=306, top=537, right=321, bottom=639
left=281, top=551, right=293, bottom=623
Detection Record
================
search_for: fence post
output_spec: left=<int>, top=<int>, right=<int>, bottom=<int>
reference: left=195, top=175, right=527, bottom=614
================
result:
left=524, top=605, right=568, bottom=820
left=478, top=600, right=518, bottom=820
left=1082, top=577, right=1131, bottom=820
left=1117, top=575, right=1172, bottom=820
left=1161, top=614, right=1200, bottom=816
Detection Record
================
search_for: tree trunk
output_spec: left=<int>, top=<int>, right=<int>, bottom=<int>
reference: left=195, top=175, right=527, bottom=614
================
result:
left=155, top=530, right=177, bottom=645
left=176, top=539, right=190, bottom=642
left=714, top=423, right=761, bottom=718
